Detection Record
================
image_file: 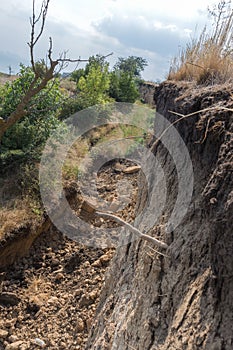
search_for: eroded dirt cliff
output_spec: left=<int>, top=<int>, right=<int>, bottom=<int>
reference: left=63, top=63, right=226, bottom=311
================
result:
left=86, top=81, right=233, bottom=350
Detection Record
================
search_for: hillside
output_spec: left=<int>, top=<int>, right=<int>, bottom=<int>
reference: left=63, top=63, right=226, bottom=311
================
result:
left=0, top=72, right=17, bottom=86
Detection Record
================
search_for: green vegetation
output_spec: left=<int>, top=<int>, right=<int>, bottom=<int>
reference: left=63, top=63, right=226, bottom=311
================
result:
left=0, top=54, right=148, bottom=201
left=0, top=0, right=151, bottom=237
left=168, top=0, right=233, bottom=85
left=0, top=65, right=66, bottom=168
left=0, top=55, right=148, bottom=160
left=60, top=55, right=148, bottom=118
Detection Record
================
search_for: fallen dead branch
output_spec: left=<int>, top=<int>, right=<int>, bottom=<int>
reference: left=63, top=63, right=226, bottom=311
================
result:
left=96, top=211, right=168, bottom=249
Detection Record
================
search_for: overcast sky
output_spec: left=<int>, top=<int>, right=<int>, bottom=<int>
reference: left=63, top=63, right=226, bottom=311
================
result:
left=0, top=0, right=217, bottom=81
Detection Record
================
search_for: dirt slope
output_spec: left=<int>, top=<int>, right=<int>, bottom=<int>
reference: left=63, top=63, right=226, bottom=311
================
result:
left=86, top=81, right=233, bottom=349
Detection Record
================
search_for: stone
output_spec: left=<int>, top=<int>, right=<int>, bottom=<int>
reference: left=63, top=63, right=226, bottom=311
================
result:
left=123, top=165, right=141, bottom=174
left=8, top=335, right=19, bottom=343
left=88, top=290, right=98, bottom=301
left=33, top=338, right=46, bottom=348
left=113, top=162, right=125, bottom=173
left=79, top=294, right=92, bottom=307
left=92, top=259, right=101, bottom=268
left=76, top=318, right=85, bottom=332
left=74, top=289, right=83, bottom=297
left=81, top=199, right=97, bottom=214
left=99, top=252, right=112, bottom=266
left=5, top=341, right=23, bottom=350
left=47, top=297, right=60, bottom=305
left=55, top=272, right=64, bottom=281
left=0, top=293, right=20, bottom=306
left=0, top=329, right=8, bottom=339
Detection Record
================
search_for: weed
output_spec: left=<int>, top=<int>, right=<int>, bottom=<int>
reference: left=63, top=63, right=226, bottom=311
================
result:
left=168, top=1, right=233, bottom=85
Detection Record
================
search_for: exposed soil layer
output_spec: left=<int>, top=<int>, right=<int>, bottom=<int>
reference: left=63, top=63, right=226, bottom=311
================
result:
left=86, top=81, right=233, bottom=349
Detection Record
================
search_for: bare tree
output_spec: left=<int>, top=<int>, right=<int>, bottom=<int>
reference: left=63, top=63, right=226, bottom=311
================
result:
left=0, top=0, right=89, bottom=141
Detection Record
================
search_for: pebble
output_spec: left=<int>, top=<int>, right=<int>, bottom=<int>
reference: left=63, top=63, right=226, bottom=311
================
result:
left=33, top=338, right=46, bottom=348
left=100, top=253, right=112, bottom=266
left=5, top=341, right=24, bottom=350
left=47, top=296, right=60, bottom=305
left=74, top=289, right=83, bottom=297
left=76, top=318, right=85, bottom=332
left=55, top=272, right=64, bottom=281
left=8, top=335, right=19, bottom=343
left=82, top=261, right=90, bottom=268
left=0, top=329, right=8, bottom=339
left=92, top=259, right=101, bottom=268
left=88, top=290, right=98, bottom=301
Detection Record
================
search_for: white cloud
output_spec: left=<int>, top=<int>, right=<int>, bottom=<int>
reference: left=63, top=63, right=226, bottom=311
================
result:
left=0, top=0, right=217, bottom=80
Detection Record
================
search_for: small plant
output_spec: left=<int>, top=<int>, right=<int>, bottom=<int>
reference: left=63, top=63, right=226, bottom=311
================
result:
left=62, top=163, right=80, bottom=181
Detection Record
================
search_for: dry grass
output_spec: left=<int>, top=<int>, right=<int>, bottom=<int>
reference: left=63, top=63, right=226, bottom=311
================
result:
left=0, top=195, right=41, bottom=239
left=168, top=2, right=233, bottom=85
left=0, top=208, right=29, bottom=238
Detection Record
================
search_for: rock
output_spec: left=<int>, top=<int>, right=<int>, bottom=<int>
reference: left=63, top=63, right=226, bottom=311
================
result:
left=55, top=272, right=64, bottom=281
left=74, top=289, right=83, bottom=297
left=99, top=252, right=112, bottom=266
left=81, top=199, right=97, bottom=214
left=8, top=335, right=19, bottom=343
left=5, top=341, right=24, bottom=350
left=82, top=261, right=90, bottom=268
left=0, top=329, right=8, bottom=339
left=76, top=318, right=85, bottom=332
left=92, top=259, right=101, bottom=268
left=0, top=272, right=5, bottom=283
left=88, top=290, right=98, bottom=301
left=0, top=293, right=20, bottom=306
left=33, top=338, right=46, bottom=348
left=4, top=319, right=17, bottom=328
left=79, top=294, right=90, bottom=307
left=47, top=296, right=60, bottom=305
left=113, top=162, right=125, bottom=173
left=123, top=165, right=141, bottom=174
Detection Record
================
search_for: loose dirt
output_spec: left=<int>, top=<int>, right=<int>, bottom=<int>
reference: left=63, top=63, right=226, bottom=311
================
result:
left=0, top=159, right=140, bottom=350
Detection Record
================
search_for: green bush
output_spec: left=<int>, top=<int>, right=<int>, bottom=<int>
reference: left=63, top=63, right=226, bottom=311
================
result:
left=0, top=64, right=65, bottom=161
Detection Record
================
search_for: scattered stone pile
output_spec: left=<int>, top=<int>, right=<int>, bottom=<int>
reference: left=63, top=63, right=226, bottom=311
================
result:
left=0, top=159, right=140, bottom=349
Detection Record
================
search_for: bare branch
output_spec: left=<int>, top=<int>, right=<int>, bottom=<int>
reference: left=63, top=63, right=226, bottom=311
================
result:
left=57, top=52, right=114, bottom=64
left=151, top=107, right=217, bottom=153
left=48, top=36, right=53, bottom=65
left=96, top=211, right=168, bottom=249
left=28, top=0, right=50, bottom=74
left=33, top=0, right=50, bottom=46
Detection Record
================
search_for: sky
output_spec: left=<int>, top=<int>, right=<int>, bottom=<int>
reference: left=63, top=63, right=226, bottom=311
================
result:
left=0, top=0, right=217, bottom=81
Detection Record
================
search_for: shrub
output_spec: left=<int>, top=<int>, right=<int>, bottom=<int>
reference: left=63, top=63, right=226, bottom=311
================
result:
left=0, top=64, right=65, bottom=162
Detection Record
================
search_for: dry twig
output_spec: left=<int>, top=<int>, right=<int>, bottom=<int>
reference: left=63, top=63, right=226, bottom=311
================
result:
left=96, top=211, right=168, bottom=249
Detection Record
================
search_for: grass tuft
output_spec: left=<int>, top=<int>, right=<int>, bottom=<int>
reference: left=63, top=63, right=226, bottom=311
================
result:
left=168, top=1, right=233, bottom=85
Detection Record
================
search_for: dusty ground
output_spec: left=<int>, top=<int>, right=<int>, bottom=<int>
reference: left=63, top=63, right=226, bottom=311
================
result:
left=0, top=159, right=140, bottom=350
